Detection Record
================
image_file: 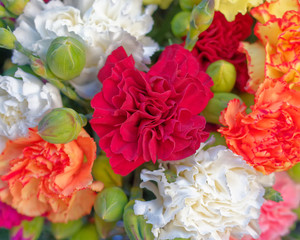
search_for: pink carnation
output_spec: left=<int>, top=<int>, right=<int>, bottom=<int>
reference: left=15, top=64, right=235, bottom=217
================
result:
left=0, top=202, right=32, bottom=229
left=257, top=172, right=300, bottom=240
left=232, top=172, right=300, bottom=240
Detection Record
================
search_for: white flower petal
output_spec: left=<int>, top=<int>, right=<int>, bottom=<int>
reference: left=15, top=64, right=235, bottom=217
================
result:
left=13, top=0, right=158, bottom=99
left=0, top=69, right=62, bottom=144
left=134, top=145, right=267, bottom=240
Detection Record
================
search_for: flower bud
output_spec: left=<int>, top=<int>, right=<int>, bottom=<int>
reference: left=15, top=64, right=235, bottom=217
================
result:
left=288, top=163, right=300, bottom=183
left=203, top=131, right=226, bottom=150
left=46, top=36, right=86, bottom=81
left=239, top=92, right=255, bottom=108
left=143, top=0, right=173, bottom=9
left=51, top=219, right=83, bottom=239
left=179, top=0, right=201, bottom=11
left=171, top=11, right=191, bottom=37
left=92, top=153, right=122, bottom=188
left=202, top=92, right=243, bottom=125
left=12, top=217, right=44, bottom=240
left=70, top=224, right=98, bottom=240
left=94, top=214, right=116, bottom=239
left=0, top=28, right=17, bottom=50
left=2, top=0, right=29, bottom=15
left=206, top=60, right=236, bottom=93
left=0, top=6, right=6, bottom=17
left=94, top=187, right=128, bottom=222
left=124, top=200, right=154, bottom=240
left=38, top=108, right=87, bottom=144
left=185, top=0, right=215, bottom=51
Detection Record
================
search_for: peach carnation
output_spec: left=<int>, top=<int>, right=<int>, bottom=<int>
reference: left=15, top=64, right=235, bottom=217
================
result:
left=239, top=0, right=300, bottom=92
left=0, top=128, right=103, bottom=222
left=219, top=78, right=300, bottom=174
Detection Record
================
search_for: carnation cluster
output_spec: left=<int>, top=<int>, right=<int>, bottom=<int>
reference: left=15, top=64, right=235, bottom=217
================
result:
left=0, top=0, right=299, bottom=239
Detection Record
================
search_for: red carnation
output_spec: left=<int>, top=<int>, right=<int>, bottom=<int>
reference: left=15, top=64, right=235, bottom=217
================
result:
left=91, top=44, right=213, bottom=176
left=191, top=12, right=253, bottom=91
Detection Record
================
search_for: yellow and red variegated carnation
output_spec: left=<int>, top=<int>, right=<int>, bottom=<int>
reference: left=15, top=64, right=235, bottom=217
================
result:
left=0, top=128, right=103, bottom=222
left=219, top=77, right=300, bottom=175
left=239, top=0, right=300, bottom=93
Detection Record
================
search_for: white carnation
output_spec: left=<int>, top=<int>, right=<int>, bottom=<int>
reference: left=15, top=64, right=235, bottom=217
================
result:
left=0, top=69, right=62, bottom=152
left=13, top=0, right=158, bottom=99
left=134, top=145, right=269, bottom=240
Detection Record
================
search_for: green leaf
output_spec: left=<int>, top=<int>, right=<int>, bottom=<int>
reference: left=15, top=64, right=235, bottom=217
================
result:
left=264, top=187, right=283, bottom=202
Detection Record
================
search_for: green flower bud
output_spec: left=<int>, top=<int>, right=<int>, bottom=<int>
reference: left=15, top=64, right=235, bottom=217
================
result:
left=202, top=92, right=242, bottom=125
left=123, top=200, right=154, bottom=240
left=185, top=0, right=215, bottom=51
left=179, top=0, right=201, bottom=11
left=143, top=0, right=173, bottom=9
left=38, top=108, right=87, bottom=144
left=171, top=11, right=191, bottom=38
left=70, top=224, right=98, bottom=240
left=94, top=214, right=116, bottom=239
left=0, top=6, right=6, bottom=17
left=239, top=92, right=255, bottom=108
left=94, top=187, right=128, bottom=222
left=206, top=60, right=237, bottom=93
left=0, top=28, right=17, bottom=50
left=51, top=219, right=83, bottom=239
left=288, top=163, right=300, bottom=183
left=20, top=217, right=44, bottom=240
left=92, top=153, right=123, bottom=188
left=203, top=131, right=226, bottom=150
left=2, top=0, right=29, bottom=15
left=46, top=36, right=86, bottom=81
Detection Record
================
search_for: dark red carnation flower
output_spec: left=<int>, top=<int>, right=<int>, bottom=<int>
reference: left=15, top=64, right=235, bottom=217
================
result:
left=91, top=44, right=213, bottom=176
left=190, top=12, right=253, bottom=91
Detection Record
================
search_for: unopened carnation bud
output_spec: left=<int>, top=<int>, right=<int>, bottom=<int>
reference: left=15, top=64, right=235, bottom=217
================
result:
left=2, top=0, right=29, bottom=15
left=70, top=224, right=98, bottom=240
left=92, top=154, right=122, bottom=188
left=94, top=214, right=116, bottom=239
left=203, top=132, right=226, bottom=150
left=0, top=28, right=17, bottom=49
left=239, top=92, right=255, bottom=108
left=13, top=217, right=44, bottom=240
left=51, top=220, right=83, bottom=240
left=179, top=0, right=201, bottom=11
left=94, top=187, right=128, bottom=222
left=171, top=11, right=191, bottom=37
left=38, top=108, right=87, bottom=144
left=46, top=36, right=86, bottom=81
left=288, top=163, right=300, bottom=183
left=124, top=200, right=154, bottom=240
left=202, top=92, right=242, bottom=125
left=185, top=0, right=215, bottom=51
left=206, top=60, right=236, bottom=93
left=0, top=6, right=6, bottom=17
left=143, top=0, right=173, bottom=9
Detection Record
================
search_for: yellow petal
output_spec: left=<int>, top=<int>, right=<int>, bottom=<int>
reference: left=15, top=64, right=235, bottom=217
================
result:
left=239, top=42, right=266, bottom=93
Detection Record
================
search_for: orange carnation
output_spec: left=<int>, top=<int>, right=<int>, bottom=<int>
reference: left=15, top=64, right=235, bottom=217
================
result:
left=219, top=78, right=300, bottom=174
left=239, top=0, right=300, bottom=92
left=0, top=128, right=103, bottom=222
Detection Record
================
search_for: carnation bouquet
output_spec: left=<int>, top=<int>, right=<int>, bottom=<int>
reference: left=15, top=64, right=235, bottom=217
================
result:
left=0, top=0, right=299, bottom=239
